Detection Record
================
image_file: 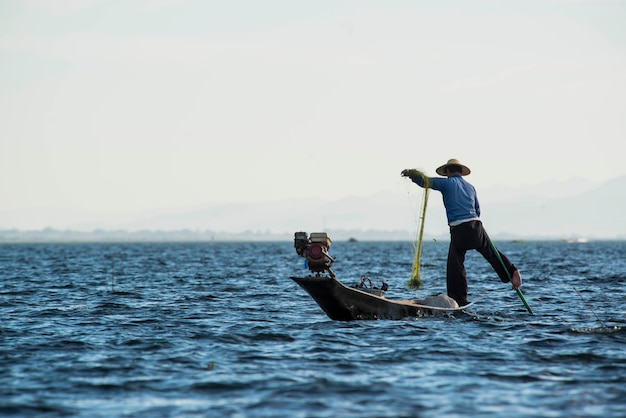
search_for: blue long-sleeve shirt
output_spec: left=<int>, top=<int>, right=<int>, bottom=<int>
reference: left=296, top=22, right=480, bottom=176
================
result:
left=410, top=174, right=480, bottom=226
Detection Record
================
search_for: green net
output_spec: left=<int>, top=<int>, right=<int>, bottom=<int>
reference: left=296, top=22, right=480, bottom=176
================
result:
left=407, top=173, right=430, bottom=290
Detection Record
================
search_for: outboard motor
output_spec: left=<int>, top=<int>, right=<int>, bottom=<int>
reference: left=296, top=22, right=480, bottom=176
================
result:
left=294, top=232, right=336, bottom=277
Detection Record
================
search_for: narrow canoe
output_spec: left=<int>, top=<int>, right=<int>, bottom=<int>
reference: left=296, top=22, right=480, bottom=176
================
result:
left=290, top=275, right=472, bottom=321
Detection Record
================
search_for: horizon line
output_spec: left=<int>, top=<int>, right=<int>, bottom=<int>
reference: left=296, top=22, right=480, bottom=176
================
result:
left=0, top=227, right=623, bottom=243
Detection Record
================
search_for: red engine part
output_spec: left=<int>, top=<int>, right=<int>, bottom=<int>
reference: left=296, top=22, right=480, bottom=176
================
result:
left=307, top=243, right=325, bottom=260
left=306, top=243, right=330, bottom=273
left=294, top=232, right=335, bottom=277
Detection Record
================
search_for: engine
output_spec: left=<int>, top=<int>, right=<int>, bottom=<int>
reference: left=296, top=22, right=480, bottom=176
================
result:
left=294, top=232, right=336, bottom=277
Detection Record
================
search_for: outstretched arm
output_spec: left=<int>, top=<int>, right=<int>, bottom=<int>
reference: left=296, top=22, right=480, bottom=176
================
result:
left=401, top=169, right=431, bottom=188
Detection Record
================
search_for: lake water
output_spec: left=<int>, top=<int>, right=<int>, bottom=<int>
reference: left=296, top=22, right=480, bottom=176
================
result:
left=1, top=240, right=625, bottom=417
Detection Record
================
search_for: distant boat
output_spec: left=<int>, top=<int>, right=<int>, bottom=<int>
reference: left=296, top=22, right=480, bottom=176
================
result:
left=565, top=237, right=588, bottom=243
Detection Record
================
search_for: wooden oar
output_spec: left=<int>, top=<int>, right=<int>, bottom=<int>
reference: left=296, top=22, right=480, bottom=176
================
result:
left=487, top=236, right=534, bottom=315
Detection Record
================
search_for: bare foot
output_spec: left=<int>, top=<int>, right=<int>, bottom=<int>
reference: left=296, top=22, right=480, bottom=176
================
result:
left=511, top=270, right=522, bottom=289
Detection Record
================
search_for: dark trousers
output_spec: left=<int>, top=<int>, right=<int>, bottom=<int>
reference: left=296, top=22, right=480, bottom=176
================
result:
left=447, top=220, right=517, bottom=304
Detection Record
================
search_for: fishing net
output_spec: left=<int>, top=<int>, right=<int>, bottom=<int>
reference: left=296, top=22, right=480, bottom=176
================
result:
left=407, top=171, right=431, bottom=290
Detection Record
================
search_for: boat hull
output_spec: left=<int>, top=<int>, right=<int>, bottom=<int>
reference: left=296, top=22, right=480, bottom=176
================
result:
left=290, top=276, right=460, bottom=321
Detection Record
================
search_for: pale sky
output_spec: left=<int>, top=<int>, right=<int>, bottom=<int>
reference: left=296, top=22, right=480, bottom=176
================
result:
left=1, top=0, right=625, bottom=232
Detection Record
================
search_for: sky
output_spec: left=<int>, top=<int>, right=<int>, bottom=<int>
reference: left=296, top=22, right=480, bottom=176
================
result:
left=1, top=0, right=625, bottom=233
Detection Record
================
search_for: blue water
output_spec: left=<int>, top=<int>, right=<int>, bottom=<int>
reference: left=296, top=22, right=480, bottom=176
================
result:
left=1, top=240, right=625, bottom=417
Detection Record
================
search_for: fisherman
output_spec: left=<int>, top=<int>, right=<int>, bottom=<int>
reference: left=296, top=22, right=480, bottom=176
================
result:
left=401, top=159, right=523, bottom=306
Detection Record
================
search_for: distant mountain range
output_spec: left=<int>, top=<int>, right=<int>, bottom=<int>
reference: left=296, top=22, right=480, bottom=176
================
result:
left=1, top=176, right=624, bottom=242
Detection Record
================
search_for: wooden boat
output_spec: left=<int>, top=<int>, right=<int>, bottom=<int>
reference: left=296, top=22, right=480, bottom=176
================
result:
left=290, top=232, right=471, bottom=321
left=290, top=275, right=471, bottom=321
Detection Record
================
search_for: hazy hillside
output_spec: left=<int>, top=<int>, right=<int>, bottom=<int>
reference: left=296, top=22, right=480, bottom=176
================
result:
left=1, top=176, right=624, bottom=242
left=481, top=175, right=626, bottom=240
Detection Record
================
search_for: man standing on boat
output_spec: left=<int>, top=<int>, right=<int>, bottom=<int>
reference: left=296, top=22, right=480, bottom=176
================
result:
left=401, top=159, right=523, bottom=306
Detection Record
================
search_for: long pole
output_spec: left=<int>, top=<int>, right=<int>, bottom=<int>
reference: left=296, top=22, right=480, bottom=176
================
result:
left=409, top=187, right=429, bottom=289
left=487, top=237, right=534, bottom=315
